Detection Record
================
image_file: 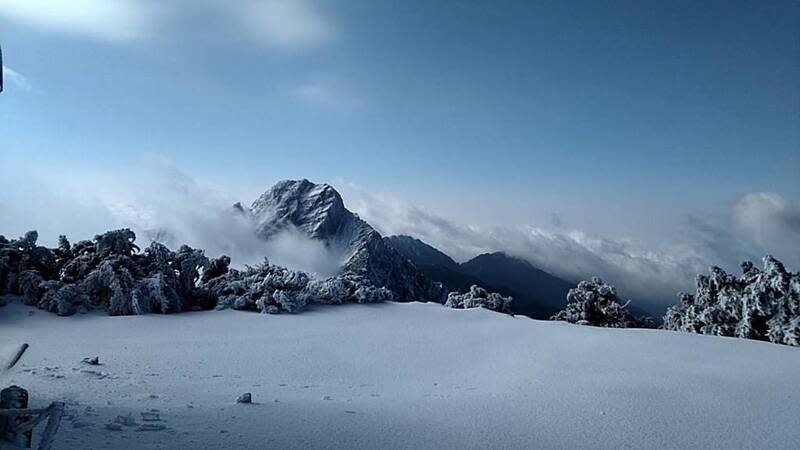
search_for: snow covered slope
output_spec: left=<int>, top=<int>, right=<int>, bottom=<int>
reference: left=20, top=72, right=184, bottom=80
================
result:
left=2, top=300, right=800, bottom=449
left=244, top=179, right=440, bottom=301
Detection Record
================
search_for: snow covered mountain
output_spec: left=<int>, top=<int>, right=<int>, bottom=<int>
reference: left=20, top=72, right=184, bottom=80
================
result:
left=243, top=179, right=442, bottom=301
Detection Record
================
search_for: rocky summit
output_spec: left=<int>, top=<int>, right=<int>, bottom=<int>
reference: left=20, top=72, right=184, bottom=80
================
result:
left=243, top=179, right=443, bottom=302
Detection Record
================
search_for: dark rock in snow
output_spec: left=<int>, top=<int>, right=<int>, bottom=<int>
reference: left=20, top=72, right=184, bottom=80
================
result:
left=81, top=356, right=100, bottom=366
left=236, top=393, right=252, bottom=404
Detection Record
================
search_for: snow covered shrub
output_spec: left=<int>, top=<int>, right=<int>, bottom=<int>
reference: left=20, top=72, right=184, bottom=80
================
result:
left=551, top=277, right=651, bottom=328
left=80, top=259, right=138, bottom=316
left=663, top=256, right=800, bottom=346
left=445, top=285, right=513, bottom=313
left=38, top=281, right=88, bottom=316
left=210, top=259, right=311, bottom=313
left=210, top=260, right=399, bottom=313
left=94, top=228, right=139, bottom=257
left=0, top=226, right=404, bottom=317
left=270, top=289, right=308, bottom=313
left=131, top=274, right=183, bottom=314
left=354, top=285, right=394, bottom=303
left=303, top=277, right=349, bottom=304
left=0, top=228, right=231, bottom=316
left=18, top=270, right=44, bottom=305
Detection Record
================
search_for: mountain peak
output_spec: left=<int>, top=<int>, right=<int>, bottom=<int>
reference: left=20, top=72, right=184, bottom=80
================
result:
left=243, top=180, right=442, bottom=301
left=250, top=179, right=347, bottom=241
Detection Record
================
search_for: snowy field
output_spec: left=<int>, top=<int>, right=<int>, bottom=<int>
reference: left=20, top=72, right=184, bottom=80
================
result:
left=2, top=299, right=800, bottom=450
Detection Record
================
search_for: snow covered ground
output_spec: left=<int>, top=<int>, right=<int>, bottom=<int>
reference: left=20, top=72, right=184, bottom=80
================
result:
left=2, top=299, right=800, bottom=450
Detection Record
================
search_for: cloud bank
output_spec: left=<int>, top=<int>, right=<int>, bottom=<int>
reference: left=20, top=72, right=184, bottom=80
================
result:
left=0, top=1, right=335, bottom=49
left=2, top=158, right=797, bottom=313
left=734, top=192, right=800, bottom=253
left=0, top=156, right=340, bottom=277
left=338, top=183, right=800, bottom=312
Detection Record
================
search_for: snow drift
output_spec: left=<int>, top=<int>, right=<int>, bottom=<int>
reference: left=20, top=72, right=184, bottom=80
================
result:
left=1, top=301, right=800, bottom=449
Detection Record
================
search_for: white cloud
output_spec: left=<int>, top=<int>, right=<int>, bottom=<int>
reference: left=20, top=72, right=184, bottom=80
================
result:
left=734, top=192, right=800, bottom=254
left=339, top=183, right=800, bottom=311
left=339, top=184, right=694, bottom=305
left=0, top=155, right=341, bottom=277
left=0, top=0, right=153, bottom=42
left=236, top=0, right=334, bottom=49
left=2, top=66, right=31, bottom=91
left=0, top=1, right=336, bottom=50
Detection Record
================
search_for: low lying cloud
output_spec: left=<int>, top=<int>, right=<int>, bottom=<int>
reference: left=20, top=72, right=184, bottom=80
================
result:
left=2, top=159, right=796, bottom=314
left=339, top=183, right=800, bottom=312
left=734, top=192, right=800, bottom=253
left=0, top=155, right=340, bottom=277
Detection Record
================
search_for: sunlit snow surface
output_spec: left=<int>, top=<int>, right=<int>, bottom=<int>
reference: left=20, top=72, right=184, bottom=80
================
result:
left=2, top=299, right=799, bottom=449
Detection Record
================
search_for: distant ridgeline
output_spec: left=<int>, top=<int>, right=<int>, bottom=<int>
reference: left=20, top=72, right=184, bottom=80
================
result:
left=1, top=178, right=798, bottom=347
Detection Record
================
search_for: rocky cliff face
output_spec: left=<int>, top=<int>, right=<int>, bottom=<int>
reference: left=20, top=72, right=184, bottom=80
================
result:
left=245, top=179, right=443, bottom=302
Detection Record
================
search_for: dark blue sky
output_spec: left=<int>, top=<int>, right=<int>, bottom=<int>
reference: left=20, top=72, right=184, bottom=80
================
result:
left=1, top=1, right=798, bottom=286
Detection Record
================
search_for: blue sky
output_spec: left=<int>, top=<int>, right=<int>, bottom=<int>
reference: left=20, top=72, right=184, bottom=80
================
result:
left=1, top=1, right=798, bottom=307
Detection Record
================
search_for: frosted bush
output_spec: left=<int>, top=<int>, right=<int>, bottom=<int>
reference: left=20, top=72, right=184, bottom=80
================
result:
left=445, top=285, right=512, bottom=313
left=304, top=278, right=349, bottom=304
left=354, top=285, right=394, bottom=303
left=1, top=226, right=411, bottom=317
left=38, top=281, right=87, bottom=316
left=551, top=277, right=651, bottom=328
left=18, top=270, right=43, bottom=305
left=131, top=274, right=183, bottom=314
left=663, top=256, right=800, bottom=346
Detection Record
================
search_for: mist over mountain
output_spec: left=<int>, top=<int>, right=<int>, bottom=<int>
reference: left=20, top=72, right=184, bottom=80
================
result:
left=3, top=155, right=794, bottom=317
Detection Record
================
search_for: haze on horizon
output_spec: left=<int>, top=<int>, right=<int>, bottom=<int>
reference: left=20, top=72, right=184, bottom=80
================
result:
left=1, top=0, right=798, bottom=312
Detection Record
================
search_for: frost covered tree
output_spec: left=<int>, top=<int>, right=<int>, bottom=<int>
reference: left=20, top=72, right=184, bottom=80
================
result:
left=551, top=277, right=651, bottom=328
left=662, top=256, right=800, bottom=346
left=209, top=259, right=394, bottom=314
left=0, top=228, right=225, bottom=316
left=1, top=226, right=410, bottom=317
left=445, top=285, right=513, bottom=313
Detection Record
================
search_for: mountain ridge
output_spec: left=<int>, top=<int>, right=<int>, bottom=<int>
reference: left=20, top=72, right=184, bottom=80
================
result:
left=385, top=234, right=574, bottom=318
